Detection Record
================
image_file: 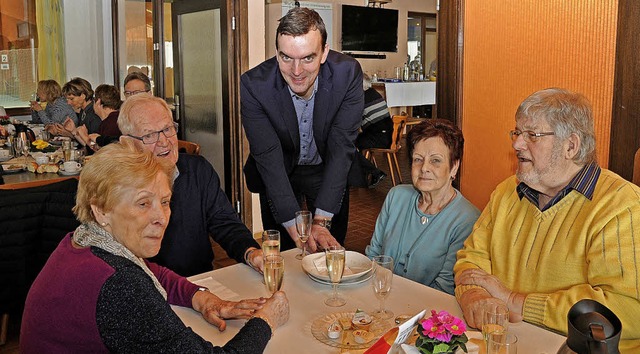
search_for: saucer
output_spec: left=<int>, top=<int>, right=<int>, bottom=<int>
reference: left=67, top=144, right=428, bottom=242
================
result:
left=59, top=167, right=82, bottom=176
left=1, top=164, right=25, bottom=174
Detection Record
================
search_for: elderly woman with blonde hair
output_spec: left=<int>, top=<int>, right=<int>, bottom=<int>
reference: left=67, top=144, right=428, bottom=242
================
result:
left=21, top=140, right=289, bottom=353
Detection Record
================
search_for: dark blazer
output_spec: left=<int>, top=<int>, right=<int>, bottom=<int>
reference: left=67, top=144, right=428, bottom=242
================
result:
left=241, top=50, right=364, bottom=224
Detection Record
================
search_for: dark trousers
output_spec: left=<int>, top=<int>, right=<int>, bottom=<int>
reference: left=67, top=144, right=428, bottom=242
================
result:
left=259, top=164, right=350, bottom=251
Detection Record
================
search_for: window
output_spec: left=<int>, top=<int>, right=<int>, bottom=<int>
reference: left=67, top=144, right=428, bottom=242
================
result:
left=408, top=12, right=437, bottom=79
left=116, top=0, right=174, bottom=102
left=0, top=0, right=38, bottom=110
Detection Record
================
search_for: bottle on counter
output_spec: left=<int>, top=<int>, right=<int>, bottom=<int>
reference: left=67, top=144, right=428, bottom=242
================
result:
left=409, top=54, right=423, bottom=81
left=403, top=62, right=410, bottom=81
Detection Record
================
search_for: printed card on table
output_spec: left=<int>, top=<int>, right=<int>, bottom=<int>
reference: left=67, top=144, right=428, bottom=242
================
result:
left=364, top=309, right=427, bottom=354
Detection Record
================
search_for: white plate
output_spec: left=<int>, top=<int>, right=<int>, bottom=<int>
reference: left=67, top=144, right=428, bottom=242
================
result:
left=307, top=271, right=373, bottom=286
left=302, top=251, right=372, bottom=282
left=1, top=164, right=25, bottom=174
left=58, top=167, right=82, bottom=176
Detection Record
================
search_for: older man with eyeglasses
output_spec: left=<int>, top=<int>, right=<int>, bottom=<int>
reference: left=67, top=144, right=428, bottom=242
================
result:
left=453, top=88, right=640, bottom=352
left=116, top=94, right=264, bottom=276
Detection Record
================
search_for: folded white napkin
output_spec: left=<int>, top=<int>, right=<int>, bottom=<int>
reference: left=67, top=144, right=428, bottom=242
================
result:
left=192, top=277, right=240, bottom=301
left=313, top=256, right=354, bottom=276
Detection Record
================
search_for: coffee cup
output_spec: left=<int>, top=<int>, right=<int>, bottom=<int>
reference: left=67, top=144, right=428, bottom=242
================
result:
left=63, top=161, right=81, bottom=173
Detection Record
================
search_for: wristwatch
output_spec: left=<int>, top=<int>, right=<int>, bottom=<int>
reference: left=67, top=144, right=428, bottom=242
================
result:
left=312, top=218, right=332, bottom=230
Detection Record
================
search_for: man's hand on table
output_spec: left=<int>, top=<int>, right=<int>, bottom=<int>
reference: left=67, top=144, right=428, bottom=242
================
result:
left=285, top=222, right=340, bottom=253
left=456, top=268, right=525, bottom=324
left=246, top=247, right=264, bottom=273
left=456, top=287, right=506, bottom=329
left=192, top=290, right=266, bottom=332
left=307, top=224, right=340, bottom=252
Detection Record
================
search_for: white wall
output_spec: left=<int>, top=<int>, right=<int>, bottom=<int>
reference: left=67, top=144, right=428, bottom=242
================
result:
left=62, top=0, right=113, bottom=88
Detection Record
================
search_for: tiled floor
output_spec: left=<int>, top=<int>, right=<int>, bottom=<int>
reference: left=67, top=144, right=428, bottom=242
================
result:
left=0, top=139, right=411, bottom=353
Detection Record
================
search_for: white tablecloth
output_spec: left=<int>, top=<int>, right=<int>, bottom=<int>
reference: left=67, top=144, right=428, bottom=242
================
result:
left=172, top=249, right=566, bottom=354
left=384, top=82, right=436, bottom=107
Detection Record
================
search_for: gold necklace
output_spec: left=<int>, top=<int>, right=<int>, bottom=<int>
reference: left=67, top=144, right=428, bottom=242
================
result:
left=419, top=190, right=457, bottom=225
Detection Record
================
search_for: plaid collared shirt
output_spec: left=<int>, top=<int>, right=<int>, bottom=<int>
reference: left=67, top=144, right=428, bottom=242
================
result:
left=516, top=161, right=601, bottom=211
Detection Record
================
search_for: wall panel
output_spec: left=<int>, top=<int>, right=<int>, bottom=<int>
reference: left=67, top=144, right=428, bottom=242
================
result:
left=460, top=0, right=618, bottom=208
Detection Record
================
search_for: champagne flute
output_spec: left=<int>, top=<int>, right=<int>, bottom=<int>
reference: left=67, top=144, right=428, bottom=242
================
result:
left=324, top=245, right=346, bottom=307
left=371, top=255, right=394, bottom=319
left=263, top=254, right=284, bottom=295
left=295, top=210, right=312, bottom=260
left=261, top=229, right=280, bottom=257
left=482, top=304, right=509, bottom=342
left=487, top=331, right=518, bottom=354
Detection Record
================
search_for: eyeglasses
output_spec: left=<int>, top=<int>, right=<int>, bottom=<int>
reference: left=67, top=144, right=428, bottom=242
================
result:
left=127, top=122, right=179, bottom=144
left=123, top=89, right=150, bottom=97
left=509, top=129, right=555, bottom=143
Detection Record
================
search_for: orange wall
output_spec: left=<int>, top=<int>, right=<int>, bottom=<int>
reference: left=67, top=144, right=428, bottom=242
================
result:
left=460, top=0, right=618, bottom=209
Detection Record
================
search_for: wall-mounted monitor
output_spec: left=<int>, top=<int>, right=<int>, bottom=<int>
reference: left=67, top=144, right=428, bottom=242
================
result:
left=341, top=5, right=398, bottom=53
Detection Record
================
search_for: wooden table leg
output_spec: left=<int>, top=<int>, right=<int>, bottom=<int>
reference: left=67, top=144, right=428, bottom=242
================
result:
left=0, top=313, right=8, bottom=345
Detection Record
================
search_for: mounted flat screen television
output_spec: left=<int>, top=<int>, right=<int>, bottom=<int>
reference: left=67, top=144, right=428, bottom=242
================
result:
left=341, top=5, right=398, bottom=53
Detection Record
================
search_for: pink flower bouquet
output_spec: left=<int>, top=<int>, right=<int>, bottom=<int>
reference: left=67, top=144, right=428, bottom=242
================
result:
left=415, top=310, right=468, bottom=354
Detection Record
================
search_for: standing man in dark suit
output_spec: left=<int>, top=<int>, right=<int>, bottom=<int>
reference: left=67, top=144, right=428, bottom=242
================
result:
left=241, top=7, right=364, bottom=252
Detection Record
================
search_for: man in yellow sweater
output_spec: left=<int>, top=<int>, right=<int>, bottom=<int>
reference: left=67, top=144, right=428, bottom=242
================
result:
left=454, top=88, right=640, bottom=352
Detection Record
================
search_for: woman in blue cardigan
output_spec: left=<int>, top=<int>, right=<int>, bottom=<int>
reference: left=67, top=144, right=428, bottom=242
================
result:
left=366, top=119, right=480, bottom=295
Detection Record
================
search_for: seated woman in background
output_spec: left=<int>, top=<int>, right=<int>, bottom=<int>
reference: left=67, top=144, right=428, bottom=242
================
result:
left=30, top=79, right=77, bottom=128
left=365, top=119, right=480, bottom=295
left=62, top=77, right=102, bottom=135
left=21, top=140, right=289, bottom=353
left=75, top=84, right=123, bottom=151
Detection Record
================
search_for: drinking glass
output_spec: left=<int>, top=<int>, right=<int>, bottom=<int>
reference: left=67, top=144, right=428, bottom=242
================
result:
left=261, top=230, right=280, bottom=257
left=371, top=255, right=394, bottom=319
left=482, top=304, right=510, bottom=342
left=324, top=245, right=346, bottom=307
left=487, top=331, right=518, bottom=354
left=295, top=210, right=312, bottom=260
left=263, top=254, right=284, bottom=295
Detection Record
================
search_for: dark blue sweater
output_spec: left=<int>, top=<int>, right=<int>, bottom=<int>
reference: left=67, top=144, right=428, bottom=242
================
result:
left=150, top=153, right=260, bottom=276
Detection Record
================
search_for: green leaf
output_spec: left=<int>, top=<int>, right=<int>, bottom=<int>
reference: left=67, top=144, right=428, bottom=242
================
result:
left=433, top=342, right=452, bottom=353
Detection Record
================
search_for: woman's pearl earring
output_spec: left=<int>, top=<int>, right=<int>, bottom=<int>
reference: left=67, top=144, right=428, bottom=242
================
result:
left=101, top=222, right=107, bottom=226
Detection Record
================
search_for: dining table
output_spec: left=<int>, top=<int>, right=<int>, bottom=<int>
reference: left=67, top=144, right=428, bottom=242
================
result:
left=0, top=155, right=78, bottom=190
left=172, top=249, right=567, bottom=354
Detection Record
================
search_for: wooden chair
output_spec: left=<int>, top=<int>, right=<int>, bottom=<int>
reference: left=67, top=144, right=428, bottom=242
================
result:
left=178, top=140, right=201, bottom=155
left=363, top=114, right=408, bottom=186
left=633, top=148, right=640, bottom=185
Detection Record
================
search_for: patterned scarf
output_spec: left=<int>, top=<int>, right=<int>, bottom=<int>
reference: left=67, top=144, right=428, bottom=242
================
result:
left=73, top=221, right=167, bottom=300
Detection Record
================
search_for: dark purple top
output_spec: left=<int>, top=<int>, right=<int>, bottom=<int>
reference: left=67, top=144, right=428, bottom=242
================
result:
left=98, top=110, right=121, bottom=136
left=20, top=234, right=271, bottom=353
